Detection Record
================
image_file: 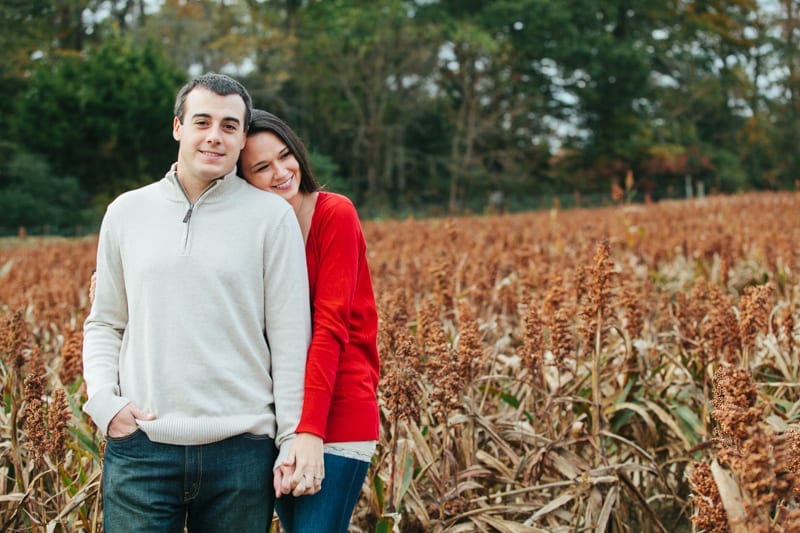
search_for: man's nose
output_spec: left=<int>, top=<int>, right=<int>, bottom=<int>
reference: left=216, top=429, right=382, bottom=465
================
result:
left=206, top=126, right=224, bottom=143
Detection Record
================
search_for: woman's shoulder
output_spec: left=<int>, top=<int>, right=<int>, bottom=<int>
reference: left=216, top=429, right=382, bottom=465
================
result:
left=318, top=190, right=353, bottom=206
left=316, top=191, right=358, bottom=217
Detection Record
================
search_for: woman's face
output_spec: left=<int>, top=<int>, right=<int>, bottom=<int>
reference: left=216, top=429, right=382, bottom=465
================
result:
left=240, top=131, right=302, bottom=203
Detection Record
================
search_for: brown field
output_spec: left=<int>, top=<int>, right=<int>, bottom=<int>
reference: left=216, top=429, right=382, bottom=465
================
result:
left=1, top=191, right=800, bottom=532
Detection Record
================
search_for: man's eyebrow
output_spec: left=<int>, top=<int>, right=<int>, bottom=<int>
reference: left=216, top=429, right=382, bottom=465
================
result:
left=190, top=112, right=242, bottom=125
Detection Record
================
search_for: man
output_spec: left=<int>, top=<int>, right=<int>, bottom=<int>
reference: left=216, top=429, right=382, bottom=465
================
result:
left=83, top=73, right=312, bottom=531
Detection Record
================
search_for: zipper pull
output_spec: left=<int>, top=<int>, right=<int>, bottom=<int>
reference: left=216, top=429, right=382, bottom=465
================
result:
left=183, top=206, right=193, bottom=223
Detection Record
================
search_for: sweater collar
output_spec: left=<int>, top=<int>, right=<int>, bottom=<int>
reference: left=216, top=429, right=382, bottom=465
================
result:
left=161, top=163, right=243, bottom=203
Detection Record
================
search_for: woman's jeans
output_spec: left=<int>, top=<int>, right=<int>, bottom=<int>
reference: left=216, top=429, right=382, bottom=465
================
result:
left=102, top=429, right=276, bottom=533
left=275, top=452, right=369, bottom=533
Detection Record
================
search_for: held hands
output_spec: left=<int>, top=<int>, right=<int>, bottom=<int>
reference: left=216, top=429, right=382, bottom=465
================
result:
left=107, top=403, right=155, bottom=438
left=273, top=433, right=324, bottom=498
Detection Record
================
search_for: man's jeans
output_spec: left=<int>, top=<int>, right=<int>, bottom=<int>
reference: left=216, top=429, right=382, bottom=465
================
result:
left=102, top=429, right=276, bottom=533
left=275, top=452, right=369, bottom=533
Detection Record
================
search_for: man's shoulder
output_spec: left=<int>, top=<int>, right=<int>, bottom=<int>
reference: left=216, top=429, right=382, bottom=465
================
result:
left=107, top=180, right=163, bottom=210
left=233, top=180, right=293, bottom=211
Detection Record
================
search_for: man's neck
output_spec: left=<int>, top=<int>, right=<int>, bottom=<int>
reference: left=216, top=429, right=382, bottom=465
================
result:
left=175, top=169, right=224, bottom=204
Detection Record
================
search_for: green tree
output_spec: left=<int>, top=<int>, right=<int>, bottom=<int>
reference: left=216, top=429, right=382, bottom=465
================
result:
left=643, top=0, right=760, bottom=193
left=0, top=1, right=59, bottom=120
left=12, top=36, right=186, bottom=204
left=3, top=0, right=798, bottom=222
left=767, top=0, right=800, bottom=188
left=288, top=0, right=440, bottom=211
left=0, top=142, right=87, bottom=229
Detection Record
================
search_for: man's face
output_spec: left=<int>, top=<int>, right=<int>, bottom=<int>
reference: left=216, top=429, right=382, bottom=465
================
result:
left=172, top=87, right=247, bottom=191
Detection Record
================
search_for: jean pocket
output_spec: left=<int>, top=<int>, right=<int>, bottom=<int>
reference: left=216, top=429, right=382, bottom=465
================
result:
left=107, top=428, right=143, bottom=443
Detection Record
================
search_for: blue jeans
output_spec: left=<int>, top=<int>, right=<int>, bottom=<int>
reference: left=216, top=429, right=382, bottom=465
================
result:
left=275, top=453, right=369, bottom=533
left=102, top=429, right=276, bottom=532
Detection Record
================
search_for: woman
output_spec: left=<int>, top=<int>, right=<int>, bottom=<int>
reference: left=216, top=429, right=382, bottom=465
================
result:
left=239, top=109, right=380, bottom=532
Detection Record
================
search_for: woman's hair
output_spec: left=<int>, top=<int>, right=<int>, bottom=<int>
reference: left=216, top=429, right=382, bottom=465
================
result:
left=241, top=109, right=321, bottom=193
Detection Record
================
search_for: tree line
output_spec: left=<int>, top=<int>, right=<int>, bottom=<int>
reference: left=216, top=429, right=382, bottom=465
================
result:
left=1, top=0, right=797, bottom=228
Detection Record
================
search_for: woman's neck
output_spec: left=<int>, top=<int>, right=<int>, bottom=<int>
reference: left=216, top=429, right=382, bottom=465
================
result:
left=293, top=191, right=318, bottom=243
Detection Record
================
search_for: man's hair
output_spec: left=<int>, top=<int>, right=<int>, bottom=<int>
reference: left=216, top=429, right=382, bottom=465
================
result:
left=241, top=109, right=321, bottom=193
left=173, top=73, right=252, bottom=127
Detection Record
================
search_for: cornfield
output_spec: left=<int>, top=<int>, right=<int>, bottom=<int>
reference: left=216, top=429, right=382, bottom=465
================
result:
left=2, top=191, right=800, bottom=532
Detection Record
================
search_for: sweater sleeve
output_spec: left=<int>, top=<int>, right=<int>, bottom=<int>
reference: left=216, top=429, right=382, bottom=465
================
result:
left=264, top=208, right=312, bottom=467
left=295, top=197, right=363, bottom=438
left=82, top=204, right=132, bottom=434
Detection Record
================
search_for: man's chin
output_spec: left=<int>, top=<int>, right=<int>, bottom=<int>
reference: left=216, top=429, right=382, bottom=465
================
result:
left=199, top=165, right=234, bottom=180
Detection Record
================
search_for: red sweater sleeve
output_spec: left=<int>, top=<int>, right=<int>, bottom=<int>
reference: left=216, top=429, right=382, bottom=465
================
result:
left=296, top=194, right=364, bottom=438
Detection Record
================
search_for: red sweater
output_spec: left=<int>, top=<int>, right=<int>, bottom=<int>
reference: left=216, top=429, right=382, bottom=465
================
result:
left=295, top=191, right=380, bottom=443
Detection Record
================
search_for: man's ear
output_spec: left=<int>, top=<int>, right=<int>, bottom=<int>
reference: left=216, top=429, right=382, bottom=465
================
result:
left=172, top=116, right=181, bottom=142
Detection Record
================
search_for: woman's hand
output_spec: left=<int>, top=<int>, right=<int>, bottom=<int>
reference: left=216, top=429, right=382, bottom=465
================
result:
left=274, top=432, right=324, bottom=497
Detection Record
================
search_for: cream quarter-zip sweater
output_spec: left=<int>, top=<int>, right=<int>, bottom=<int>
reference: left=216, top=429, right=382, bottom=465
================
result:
left=83, top=166, right=311, bottom=467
